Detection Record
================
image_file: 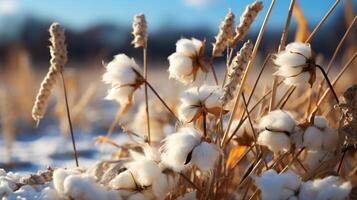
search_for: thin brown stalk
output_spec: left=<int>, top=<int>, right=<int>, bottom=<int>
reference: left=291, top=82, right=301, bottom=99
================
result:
left=143, top=47, right=151, bottom=144
left=269, top=0, right=295, bottom=111
left=180, top=173, right=202, bottom=193
left=60, top=72, right=79, bottom=167
left=208, top=59, right=219, bottom=85
left=221, top=0, right=276, bottom=147
left=305, top=0, right=341, bottom=43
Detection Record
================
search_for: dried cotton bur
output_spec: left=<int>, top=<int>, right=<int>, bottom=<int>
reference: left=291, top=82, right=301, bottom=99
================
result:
left=4, top=1, right=357, bottom=200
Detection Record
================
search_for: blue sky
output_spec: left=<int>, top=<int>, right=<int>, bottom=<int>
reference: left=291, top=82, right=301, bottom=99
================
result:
left=0, top=0, right=354, bottom=32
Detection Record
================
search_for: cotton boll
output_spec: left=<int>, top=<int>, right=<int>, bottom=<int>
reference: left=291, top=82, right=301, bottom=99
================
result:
left=257, top=130, right=291, bottom=154
left=178, top=85, right=223, bottom=122
left=299, top=176, right=352, bottom=200
left=160, top=127, right=202, bottom=172
left=273, top=42, right=314, bottom=86
left=102, top=54, right=143, bottom=106
left=191, top=142, right=221, bottom=173
left=254, top=169, right=301, bottom=200
left=259, top=110, right=296, bottom=133
left=303, top=126, right=324, bottom=150
left=53, top=168, right=81, bottom=194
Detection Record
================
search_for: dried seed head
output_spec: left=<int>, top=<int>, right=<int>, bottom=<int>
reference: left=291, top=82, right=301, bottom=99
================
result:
left=230, top=1, right=263, bottom=47
left=32, top=22, right=67, bottom=122
left=132, top=13, right=148, bottom=48
left=49, top=22, right=68, bottom=72
left=212, top=11, right=235, bottom=57
left=220, top=40, right=253, bottom=106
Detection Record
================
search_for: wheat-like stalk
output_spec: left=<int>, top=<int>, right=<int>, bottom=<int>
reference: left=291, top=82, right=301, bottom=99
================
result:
left=212, top=11, right=235, bottom=57
left=132, top=13, right=148, bottom=48
left=230, top=0, right=263, bottom=47
left=220, top=40, right=253, bottom=106
left=32, top=23, right=67, bottom=123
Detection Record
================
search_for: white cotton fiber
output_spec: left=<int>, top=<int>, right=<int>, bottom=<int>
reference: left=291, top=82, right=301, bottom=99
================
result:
left=160, top=127, right=202, bottom=172
left=178, top=85, right=223, bottom=122
left=192, top=142, right=221, bottom=173
left=303, top=126, right=324, bottom=150
left=168, top=38, right=205, bottom=84
left=53, top=168, right=81, bottom=194
left=302, top=150, right=327, bottom=170
left=259, top=110, right=296, bottom=133
left=257, top=130, right=291, bottom=154
left=254, top=169, right=301, bottom=200
left=285, top=42, right=311, bottom=58
left=283, top=72, right=311, bottom=86
left=63, top=174, right=121, bottom=200
left=313, top=116, right=328, bottom=129
left=298, top=176, right=352, bottom=200
left=274, top=51, right=307, bottom=68
left=109, top=170, right=136, bottom=190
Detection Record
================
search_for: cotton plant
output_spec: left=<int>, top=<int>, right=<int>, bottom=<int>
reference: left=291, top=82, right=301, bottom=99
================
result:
left=178, top=85, right=224, bottom=123
left=256, top=110, right=301, bottom=154
left=160, top=127, right=221, bottom=173
left=168, top=38, right=208, bottom=85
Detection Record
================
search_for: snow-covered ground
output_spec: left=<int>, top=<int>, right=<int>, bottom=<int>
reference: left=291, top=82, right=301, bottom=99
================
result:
left=0, top=130, right=126, bottom=174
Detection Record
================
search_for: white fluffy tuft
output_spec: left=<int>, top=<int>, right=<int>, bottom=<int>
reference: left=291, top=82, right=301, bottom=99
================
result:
left=160, top=127, right=202, bottom=172
left=298, top=176, right=352, bottom=200
left=192, top=142, right=221, bottom=173
left=254, top=169, right=301, bottom=200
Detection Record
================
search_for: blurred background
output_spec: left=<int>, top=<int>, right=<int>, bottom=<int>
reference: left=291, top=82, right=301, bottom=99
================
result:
left=0, top=0, right=356, bottom=171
